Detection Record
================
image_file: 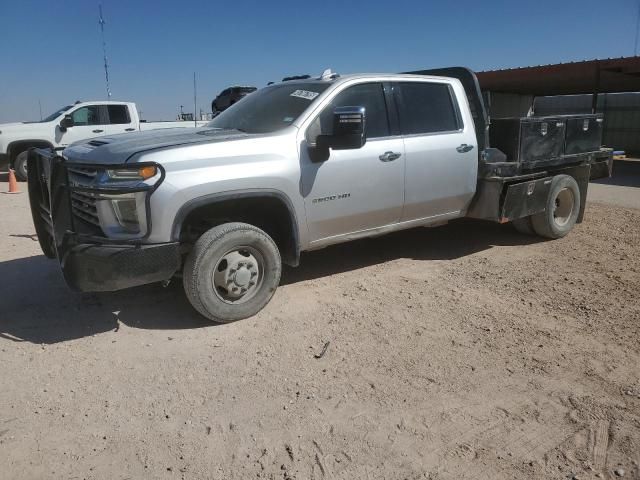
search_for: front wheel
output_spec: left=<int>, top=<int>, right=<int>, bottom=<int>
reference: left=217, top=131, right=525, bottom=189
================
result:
left=183, top=222, right=282, bottom=323
left=531, top=174, right=581, bottom=239
left=14, top=151, right=29, bottom=181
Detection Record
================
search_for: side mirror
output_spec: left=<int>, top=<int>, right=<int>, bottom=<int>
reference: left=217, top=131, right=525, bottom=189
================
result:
left=317, top=106, right=366, bottom=151
left=59, top=115, right=74, bottom=132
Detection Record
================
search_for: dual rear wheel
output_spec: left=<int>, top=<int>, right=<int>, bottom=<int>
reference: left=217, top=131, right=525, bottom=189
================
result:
left=512, top=174, right=581, bottom=239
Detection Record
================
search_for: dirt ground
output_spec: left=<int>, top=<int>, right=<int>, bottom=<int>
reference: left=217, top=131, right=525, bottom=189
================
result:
left=1, top=182, right=639, bottom=479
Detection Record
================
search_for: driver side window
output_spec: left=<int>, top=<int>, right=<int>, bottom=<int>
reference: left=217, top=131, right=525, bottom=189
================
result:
left=71, top=106, right=100, bottom=126
left=309, top=82, right=390, bottom=142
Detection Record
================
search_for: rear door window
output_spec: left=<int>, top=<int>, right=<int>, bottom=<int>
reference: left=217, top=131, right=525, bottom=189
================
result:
left=395, top=82, right=461, bottom=135
left=107, top=105, right=131, bottom=124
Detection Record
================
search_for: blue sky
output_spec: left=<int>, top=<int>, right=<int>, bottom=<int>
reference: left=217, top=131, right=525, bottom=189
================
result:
left=1, top=0, right=638, bottom=122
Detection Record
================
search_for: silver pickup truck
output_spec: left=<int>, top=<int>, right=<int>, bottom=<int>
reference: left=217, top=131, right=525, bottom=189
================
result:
left=28, top=68, right=612, bottom=323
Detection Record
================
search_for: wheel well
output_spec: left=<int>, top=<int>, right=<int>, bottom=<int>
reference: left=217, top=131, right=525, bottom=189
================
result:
left=7, top=140, right=53, bottom=166
left=177, top=195, right=300, bottom=266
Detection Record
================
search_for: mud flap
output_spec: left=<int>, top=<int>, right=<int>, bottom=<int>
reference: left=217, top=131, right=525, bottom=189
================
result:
left=500, top=177, right=552, bottom=223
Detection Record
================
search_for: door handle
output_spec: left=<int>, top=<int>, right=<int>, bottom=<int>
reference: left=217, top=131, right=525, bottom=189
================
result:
left=456, top=143, right=474, bottom=153
left=379, top=151, right=402, bottom=162
left=92, top=129, right=104, bottom=133
left=125, top=128, right=135, bottom=132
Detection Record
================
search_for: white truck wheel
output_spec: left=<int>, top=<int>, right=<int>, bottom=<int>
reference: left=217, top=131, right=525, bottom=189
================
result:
left=14, top=151, right=29, bottom=181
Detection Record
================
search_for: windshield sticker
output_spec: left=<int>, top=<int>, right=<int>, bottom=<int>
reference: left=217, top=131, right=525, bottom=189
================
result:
left=290, top=90, right=320, bottom=100
left=283, top=116, right=294, bottom=122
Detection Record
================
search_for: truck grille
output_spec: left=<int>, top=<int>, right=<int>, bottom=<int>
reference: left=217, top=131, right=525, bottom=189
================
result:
left=70, top=191, right=100, bottom=227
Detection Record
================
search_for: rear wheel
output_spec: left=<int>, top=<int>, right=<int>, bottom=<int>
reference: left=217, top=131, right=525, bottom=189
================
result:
left=183, top=222, right=281, bottom=323
left=14, top=151, right=28, bottom=181
left=531, top=174, right=580, bottom=239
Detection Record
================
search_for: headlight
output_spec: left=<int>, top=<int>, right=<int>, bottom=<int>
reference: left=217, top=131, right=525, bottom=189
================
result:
left=106, top=165, right=157, bottom=180
left=111, top=197, right=139, bottom=231
left=95, top=191, right=149, bottom=238
left=68, top=163, right=162, bottom=240
left=95, top=165, right=160, bottom=238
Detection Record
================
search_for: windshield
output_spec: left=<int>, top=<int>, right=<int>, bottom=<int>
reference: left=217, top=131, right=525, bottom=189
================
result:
left=207, top=82, right=331, bottom=134
left=42, top=105, right=73, bottom=122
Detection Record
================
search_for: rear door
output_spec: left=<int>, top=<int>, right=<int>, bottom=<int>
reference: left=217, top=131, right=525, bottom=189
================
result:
left=103, top=104, right=137, bottom=135
left=394, top=81, right=477, bottom=221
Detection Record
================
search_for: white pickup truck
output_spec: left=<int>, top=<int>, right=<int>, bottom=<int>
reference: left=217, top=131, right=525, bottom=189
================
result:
left=0, top=101, right=207, bottom=180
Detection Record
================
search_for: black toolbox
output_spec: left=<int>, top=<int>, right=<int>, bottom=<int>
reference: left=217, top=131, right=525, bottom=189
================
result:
left=489, top=116, right=566, bottom=165
left=564, top=114, right=603, bottom=155
left=489, top=114, right=604, bottom=167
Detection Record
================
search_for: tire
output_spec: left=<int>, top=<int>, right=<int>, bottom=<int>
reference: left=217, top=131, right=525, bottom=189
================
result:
left=14, top=151, right=28, bottom=181
left=183, top=222, right=282, bottom=323
left=531, top=174, right=581, bottom=239
left=512, top=216, right=535, bottom=235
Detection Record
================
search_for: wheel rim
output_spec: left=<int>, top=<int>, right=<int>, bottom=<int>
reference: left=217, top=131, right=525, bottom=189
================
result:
left=553, top=187, right=575, bottom=227
left=17, top=153, right=28, bottom=177
left=211, top=246, right=264, bottom=304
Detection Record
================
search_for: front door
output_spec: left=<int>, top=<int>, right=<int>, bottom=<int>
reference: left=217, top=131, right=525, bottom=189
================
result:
left=300, top=82, right=405, bottom=244
left=58, top=104, right=109, bottom=147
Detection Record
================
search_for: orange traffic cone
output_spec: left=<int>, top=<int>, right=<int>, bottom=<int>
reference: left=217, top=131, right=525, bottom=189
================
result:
left=7, top=169, right=20, bottom=194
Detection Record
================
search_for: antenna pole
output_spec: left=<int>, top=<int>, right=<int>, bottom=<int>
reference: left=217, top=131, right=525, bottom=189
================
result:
left=193, top=72, right=197, bottom=127
left=38, top=99, right=42, bottom=121
left=99, top=4, right=112, bottom=99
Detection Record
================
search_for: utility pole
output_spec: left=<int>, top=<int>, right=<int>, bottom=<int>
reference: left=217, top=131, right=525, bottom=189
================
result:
left=635, top=0, right=640, bottom=56
left=99, top=4, right=112, bottom=99
left=193, top=72, right=197, bottom=127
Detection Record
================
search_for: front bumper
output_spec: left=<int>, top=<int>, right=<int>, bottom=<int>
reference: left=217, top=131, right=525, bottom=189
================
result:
left=63, top=242, right=180, bottom=292
left=0, top=153, right=7, bottom=169
left=27, top=148, right=180, bottom=292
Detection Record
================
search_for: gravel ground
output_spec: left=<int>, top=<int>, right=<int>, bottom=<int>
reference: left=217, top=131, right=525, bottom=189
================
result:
left=0, top=187, right=639, bottom=480
left=589, top=159, right=640, bottom=209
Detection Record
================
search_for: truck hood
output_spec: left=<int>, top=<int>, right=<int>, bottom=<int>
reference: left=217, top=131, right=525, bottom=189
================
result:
left=0, top=121, right=51, bottom=135
left=63, top=128, right=250, bottom=165
left=0, top=121, right=53, bottom=153
left=0, top=122, right=27, bottom=129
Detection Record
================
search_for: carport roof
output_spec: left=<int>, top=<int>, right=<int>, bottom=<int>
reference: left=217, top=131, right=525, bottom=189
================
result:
left=476, top=56, right=640, bottom=96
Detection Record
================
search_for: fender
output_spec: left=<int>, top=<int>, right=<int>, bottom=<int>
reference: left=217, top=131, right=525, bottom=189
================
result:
left=7, top=139, right=55, bottom=165
left=171, top=188, right=301, bottom=266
